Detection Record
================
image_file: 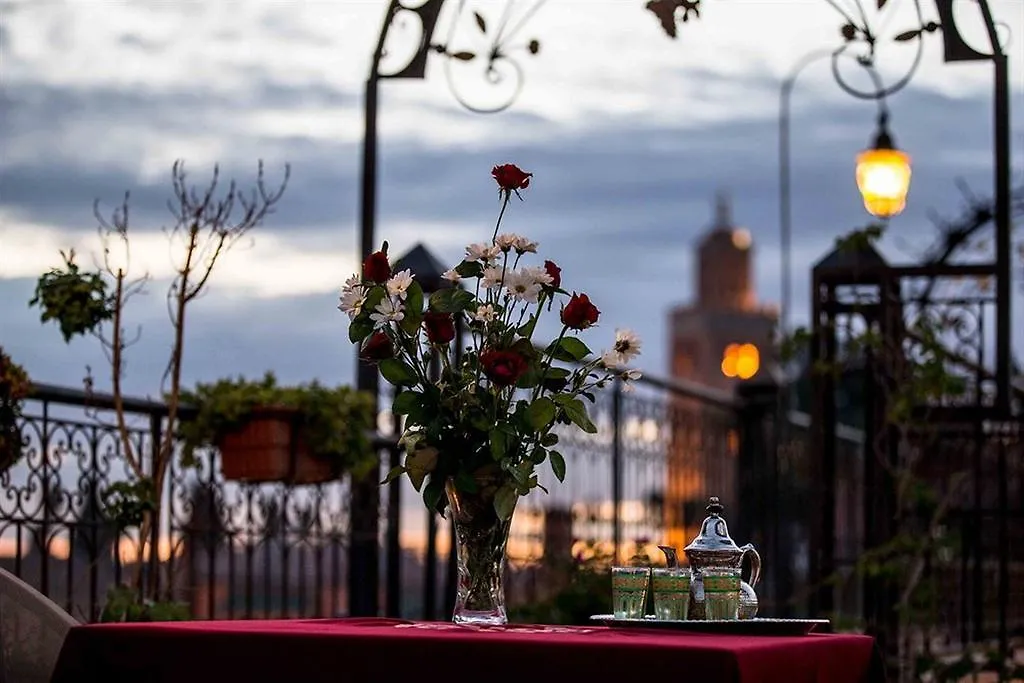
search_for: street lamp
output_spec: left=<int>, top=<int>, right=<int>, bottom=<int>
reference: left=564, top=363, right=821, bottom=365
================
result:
left=855, top=112, right=912, bottom=218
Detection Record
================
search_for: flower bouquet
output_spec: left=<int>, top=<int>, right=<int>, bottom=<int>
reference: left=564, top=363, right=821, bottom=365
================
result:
left=341, top=164, right=641, bottom=624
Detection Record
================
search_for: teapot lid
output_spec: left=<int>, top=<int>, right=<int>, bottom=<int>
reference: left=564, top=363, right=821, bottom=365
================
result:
left=683, top=496, right=740, bottom=555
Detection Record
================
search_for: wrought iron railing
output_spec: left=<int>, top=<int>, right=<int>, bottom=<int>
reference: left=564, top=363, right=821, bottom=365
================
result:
left=4, top=373, right=870, bottom=624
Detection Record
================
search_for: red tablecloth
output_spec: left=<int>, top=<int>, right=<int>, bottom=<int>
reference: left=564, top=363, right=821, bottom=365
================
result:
left=52, top=618, right=884, bottom=683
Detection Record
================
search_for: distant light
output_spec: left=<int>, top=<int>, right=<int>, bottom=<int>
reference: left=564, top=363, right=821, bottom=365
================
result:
left=731, top=228, right=751, bottom=250
left=721, top=343, right=760, bottom=380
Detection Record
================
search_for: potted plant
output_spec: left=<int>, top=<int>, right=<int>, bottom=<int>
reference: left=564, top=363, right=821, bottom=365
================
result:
left=178, top=373, right=376, bottom=485
left=0, top=346, right=31, bottom=473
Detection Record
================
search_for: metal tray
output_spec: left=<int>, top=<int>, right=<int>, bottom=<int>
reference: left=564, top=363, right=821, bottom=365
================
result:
left=590, top=615, right=830, bottom=635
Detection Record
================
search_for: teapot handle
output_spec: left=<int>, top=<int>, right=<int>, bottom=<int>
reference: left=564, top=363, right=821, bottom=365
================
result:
left=740, top=543, right=761, bottom=588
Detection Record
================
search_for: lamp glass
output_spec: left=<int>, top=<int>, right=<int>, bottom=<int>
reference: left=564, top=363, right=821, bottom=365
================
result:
left=856, top=147, right=911, bottom=218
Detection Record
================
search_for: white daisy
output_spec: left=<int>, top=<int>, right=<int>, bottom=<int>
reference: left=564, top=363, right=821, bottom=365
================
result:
left=442, top=269, right=461, bottom=283
left=342, top=274, right=361, bottom=293
left=481, top=266, right=505, bottom=290
left=370, top=297, right=405, bottom=328
left=601, top=350, right=621, bottom=369
left=466, top=243, right=502, bottom=263
left=621, top=369, right=642, bottom=393
left=521, top=265, right=553, bottom=287
left=513, top=236, right=538, bottom=254
left=338, top=287, right=366, bottom=320
left=474, top=304, right=497, bottom=323
left=494, top=233, right=520, bottom=252
left=505, top=271, right=542, bottom=303
left=612, top=328, right=642, bottom=363
left=386, top=269, right=414, bottom=300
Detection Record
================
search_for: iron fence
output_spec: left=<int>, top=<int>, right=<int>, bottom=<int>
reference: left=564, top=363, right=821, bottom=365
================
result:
left=3, top=372, right=884, bottom=627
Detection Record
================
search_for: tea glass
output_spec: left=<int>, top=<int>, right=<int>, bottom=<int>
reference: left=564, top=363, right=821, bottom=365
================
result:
left=611, top=567, right=650, bottom=619
left=651, top=567, right=690, bottom=621
left=701, top=566, right=741, bottom=620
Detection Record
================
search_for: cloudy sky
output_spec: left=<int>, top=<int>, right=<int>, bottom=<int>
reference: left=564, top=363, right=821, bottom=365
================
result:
left=1, top=0, right=1022, bottom=400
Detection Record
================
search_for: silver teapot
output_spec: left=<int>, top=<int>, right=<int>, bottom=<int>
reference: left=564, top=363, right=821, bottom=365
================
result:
left=682, top=496, right=761, bottom=620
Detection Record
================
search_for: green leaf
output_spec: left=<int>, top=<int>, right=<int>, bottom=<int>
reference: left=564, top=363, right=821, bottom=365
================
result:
left=399, top=281, right=424, bottom=335
left=527, top=397, right=556, bottom=430
left=379, top=358, right=418, bottom=386
left=381, top=466, right=406, bottom=485
left=392, top=390, right=422, bottom=416
left=517, top=313, right=539, bottom=339
left=558, top=337, right=591, bottom=361
left=549, top=450, right=567, bottom=483
left=493, top=484, right=518, bottom=521
left=562, top=398, right=597, bottom=433
left=529, top=446, right=547, bottom=464
left=489, top=428, right=507, bottom=461
left=474, top=10, right=486, bottom=33
left=455, top=260, right=483, bottom=278
left=515, top=361, right=542, bottom=389
left=348, top=316, right=374, bottom=344
left=454, top=470, right=479, bottom=493
left=423, top=476, right=445, bottom=512
left=363, top=285, right=386, bottom=313
left=429, top=288, right=474, bottom=313
left=451, top=51, right=475, bottom=61
left=541, top=432, right=559, bottom=447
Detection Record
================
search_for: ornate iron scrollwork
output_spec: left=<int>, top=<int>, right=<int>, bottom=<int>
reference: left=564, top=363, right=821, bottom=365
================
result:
left=375, top=0, right=545, bottom=114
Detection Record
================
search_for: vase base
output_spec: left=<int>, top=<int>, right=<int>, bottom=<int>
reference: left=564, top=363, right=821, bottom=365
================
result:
left=453, top=610, right=507, bottom=626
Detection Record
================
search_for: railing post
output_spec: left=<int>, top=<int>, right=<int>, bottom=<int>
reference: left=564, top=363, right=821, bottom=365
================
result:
left=149, top=412, right=162, bottom=599
left=734, top=375, right=778, bottom=603
left=611, top=378, right=623, bottom=563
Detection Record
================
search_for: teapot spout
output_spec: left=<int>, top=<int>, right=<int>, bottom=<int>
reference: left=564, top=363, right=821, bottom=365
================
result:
left=657, top=545, right=679, bottom=568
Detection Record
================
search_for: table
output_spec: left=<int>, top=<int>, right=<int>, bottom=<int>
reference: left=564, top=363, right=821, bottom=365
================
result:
left=52, top=618, right=884, bottom=683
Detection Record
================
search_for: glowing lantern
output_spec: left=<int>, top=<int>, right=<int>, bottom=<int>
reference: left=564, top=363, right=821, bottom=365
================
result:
left=856, top=115, right=911, bottom=219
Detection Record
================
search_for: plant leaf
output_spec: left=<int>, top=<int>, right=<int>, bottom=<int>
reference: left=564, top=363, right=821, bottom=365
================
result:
left=493, top=484, right=517, bottom=520
left=541, top=432, right=559, bottom=447
left=877, top=0, right=888, bottom=8
left=380, top=465, right=406, bottom=485
left=527, top=397, right=557, bottom=430
left=452, top=51, right=475, bottom=61
left=399, top=280, right=424, bottom=335
left=559, top=336, right=591, bottom=361
left=549, top=450, right=566, bottom=482
left=379, top=358, right=418, bottom=386
left=455, top=470, right=479, bottom=493
left=348, top=316, right=374, bottom=343
left=455, top=260, right=483, bottom=278
left=562, top=398, right=597, bottom=433
left=422, top=476, right=445, bottom=512
left=474, top=11, right=486, bottom=33
left=392, top=390, right=422, bottom=416
left=489, top=428, right=507, bottom=461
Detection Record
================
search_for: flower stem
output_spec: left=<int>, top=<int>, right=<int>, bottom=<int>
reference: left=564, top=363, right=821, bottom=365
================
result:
left=490, top=195, right=510, bottom=245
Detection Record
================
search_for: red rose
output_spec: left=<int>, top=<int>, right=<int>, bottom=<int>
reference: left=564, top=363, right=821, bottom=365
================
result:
left=491, top=163, right=532, bottom=193
left=360, top=331, right=393, bottom=361
left=479, top=348, right=529, bottom=388
left=543, top=260, right=561, bottom=288
left=423, top=311, right=456, bottom=345
left=560, top=292, right=600, bottom=330
left=362, top=245, right=391, bottom=284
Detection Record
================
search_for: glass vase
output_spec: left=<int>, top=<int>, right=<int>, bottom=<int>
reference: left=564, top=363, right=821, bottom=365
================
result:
left=445, top=477, right=515, bottom=626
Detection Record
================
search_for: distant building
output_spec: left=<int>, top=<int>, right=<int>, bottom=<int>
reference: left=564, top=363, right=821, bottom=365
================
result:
left=663, top=192, right=779, bottom=552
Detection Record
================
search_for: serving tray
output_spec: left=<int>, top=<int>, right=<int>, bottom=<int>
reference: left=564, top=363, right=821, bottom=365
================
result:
left=589, top=615, right=830, bottom=635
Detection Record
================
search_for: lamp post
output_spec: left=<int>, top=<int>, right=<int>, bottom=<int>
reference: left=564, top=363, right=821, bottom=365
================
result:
left=656, top=0, right=1011, bottom=409
left=353, top=0, right=545, bottom=617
